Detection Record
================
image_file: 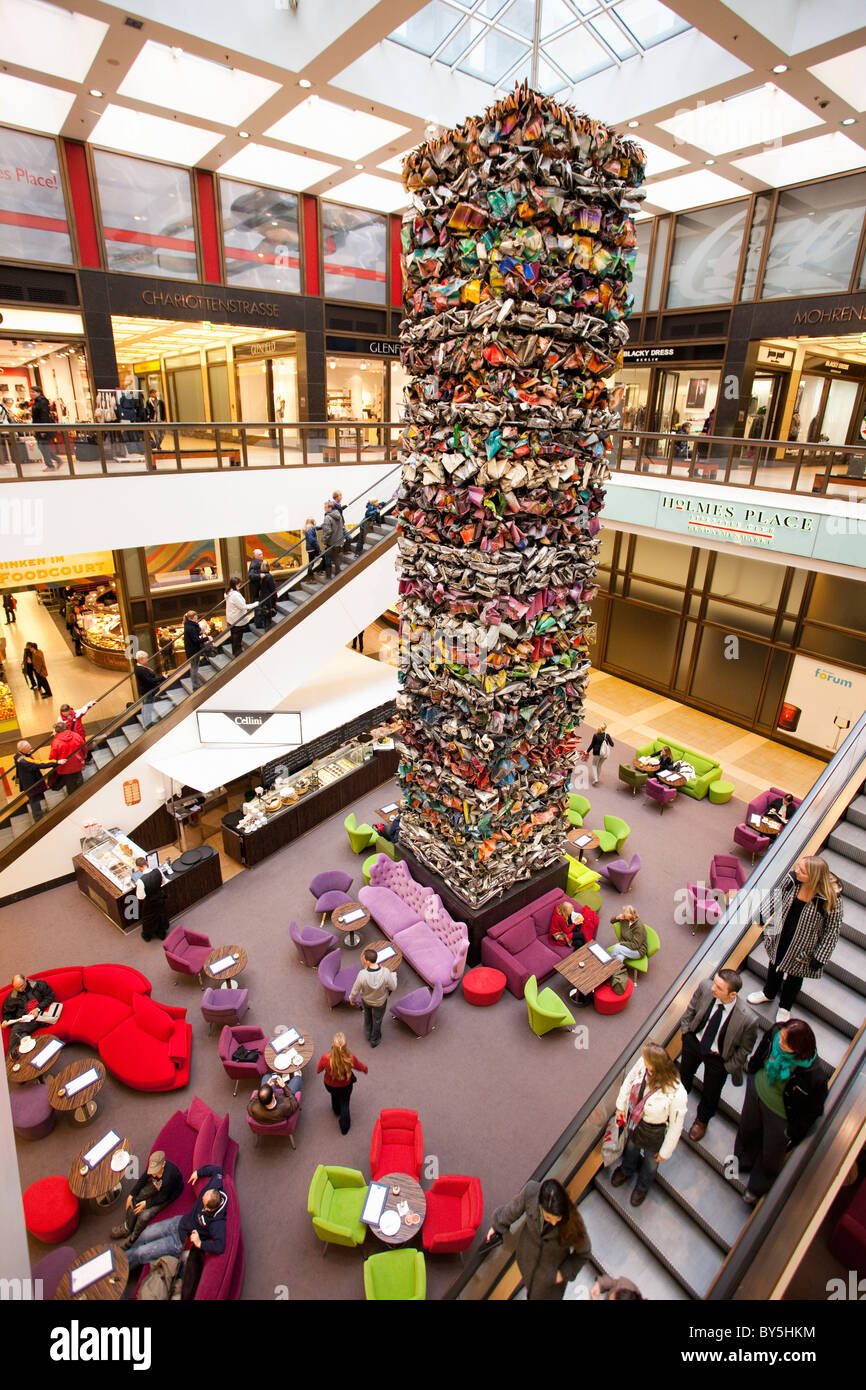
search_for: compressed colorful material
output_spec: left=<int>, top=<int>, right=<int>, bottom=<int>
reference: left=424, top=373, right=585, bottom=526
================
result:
left=395, top=84, right=645, bottom=906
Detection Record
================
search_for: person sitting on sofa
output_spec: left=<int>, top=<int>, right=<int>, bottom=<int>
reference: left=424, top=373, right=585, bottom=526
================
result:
left=656, top=746, right=675, bottom=771
left=124, top=1166, right=228, bottom=1271
left=608, top=907, right=647, bottom=964
left=111, top=1149, right=184, bottom=1250
left=1, top=973, right=56, bottom=1053
left=247, top=1076, right=302, bottom=1125
left=549, top=900, right=597, bottom=950
left=766, top=792, right=796, bottom=824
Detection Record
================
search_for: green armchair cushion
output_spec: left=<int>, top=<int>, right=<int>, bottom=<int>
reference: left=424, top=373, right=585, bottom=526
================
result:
left=308, top=1164, right=368, bottom=1247
left=364, top=1249, right=426, bottom=1300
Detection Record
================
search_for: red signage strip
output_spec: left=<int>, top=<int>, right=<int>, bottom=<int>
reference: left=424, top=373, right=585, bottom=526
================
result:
left=63, top=139, right=100, bottom=268
left=322, top=261, right=386, bottom=282
left=103, top=225, right=196, bottom=251
left=390, top=213, right=402, bottom=308
left=302, top=194, right=319, bottom=296
left=224, top=244, right=301, bottom=268
left=0, top=210, right=68, bottom=233
left=195, top=169, right=220, bottom=285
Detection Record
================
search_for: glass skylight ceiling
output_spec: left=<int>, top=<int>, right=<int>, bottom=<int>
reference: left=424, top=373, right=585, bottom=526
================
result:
left=388, top=0, right=691, bottom=92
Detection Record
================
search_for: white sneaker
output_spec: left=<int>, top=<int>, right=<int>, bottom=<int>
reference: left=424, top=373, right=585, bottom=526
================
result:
left=747, top=991, right=771, bottom=1005
left=776, top=1008, right=791, bottom=1023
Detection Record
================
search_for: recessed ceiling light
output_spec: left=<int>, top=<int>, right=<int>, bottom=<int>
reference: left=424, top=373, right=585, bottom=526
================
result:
left=238, top=129, right=250, bottom=138
left=89, top=89, right=104, bottom=98
left=298, top=78, right=312, bottom=88
left=704, top=158, right=715, bottom=165
left=628, top=120, right=639, bottom=128
left=354, top=162, right=364, bottom=170
left=772, top=64, right=788, bottom=74
left=266, top=97, right=409, bottom=161
left=841, top=116, right=856, bottom=126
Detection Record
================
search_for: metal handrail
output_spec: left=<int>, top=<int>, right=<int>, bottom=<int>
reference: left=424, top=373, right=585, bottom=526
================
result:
left=446, top=712, right=866, bottom=1300
left=0, top=463, right=401, bottom=824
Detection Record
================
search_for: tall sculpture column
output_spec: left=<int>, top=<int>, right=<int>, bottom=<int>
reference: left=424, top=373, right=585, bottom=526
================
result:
left=395, top=86, right=645, bottom=909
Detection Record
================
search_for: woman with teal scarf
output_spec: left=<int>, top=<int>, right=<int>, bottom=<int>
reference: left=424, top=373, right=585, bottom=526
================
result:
left=734, top=1019, right=827, bottom=1204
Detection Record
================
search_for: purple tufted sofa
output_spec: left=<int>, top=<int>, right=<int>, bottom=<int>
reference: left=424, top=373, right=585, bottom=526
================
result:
left=359, top=857, right=468, bottom=994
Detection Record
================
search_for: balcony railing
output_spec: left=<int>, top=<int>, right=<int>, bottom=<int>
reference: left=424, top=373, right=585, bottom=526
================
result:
left=1, top=421, right=864, bottom=501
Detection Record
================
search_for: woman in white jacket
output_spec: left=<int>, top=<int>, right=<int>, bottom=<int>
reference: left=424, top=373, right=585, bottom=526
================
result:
left=225, top=576, right=254, bottom=657
left=612, top=1043, right=687, bottom=1207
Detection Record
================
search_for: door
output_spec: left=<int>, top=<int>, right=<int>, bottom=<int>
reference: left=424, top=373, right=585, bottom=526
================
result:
left=745, top=373, right=785, bottom=441
left=653, top=370, right=680, bottom=435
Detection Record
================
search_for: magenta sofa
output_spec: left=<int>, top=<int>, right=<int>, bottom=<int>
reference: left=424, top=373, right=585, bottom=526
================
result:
left=135, top=1096, right=243, bottom=1301
left=481, top=889, right=576, bottom=998
left=358, top=857, right=468, bottom=994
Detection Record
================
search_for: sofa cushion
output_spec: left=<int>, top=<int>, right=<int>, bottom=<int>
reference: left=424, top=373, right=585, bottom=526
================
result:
left=133, top=992, right=174, bottom=1043
left=168, top=1019, right=188, bottom=1062
left=497, top=916, right=536, bottom=955
left=516, top=939, right=561, bottom=980
left=43, top=968, right=83, bottom=1002
left=82, top=963, right=149, bottom=1005
left=211, top=1113, right=230, bottom=1170
left=361, top=886, right=420, bottom=935
left=533, top=906, right=554, bottom=935
left=99, top=1017, right=175, bottom=1090
left=192, top=1113, right=217, bottom=1171
left=395, top=921, right=456, bottom=982
left=61, top=993, right=130, bottom=1048
left=186, top=1096, right=213, bottom=1133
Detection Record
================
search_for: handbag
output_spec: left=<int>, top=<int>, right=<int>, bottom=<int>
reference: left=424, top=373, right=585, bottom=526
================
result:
left=601, top=1114, right=626, bottom=1166
left=232, top=1044, right=260, bottom=1063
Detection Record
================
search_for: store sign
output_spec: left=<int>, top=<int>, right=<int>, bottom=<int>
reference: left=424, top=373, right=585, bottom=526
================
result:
left=196, top=709, right=302, bottom=746
left=622, top=344, right=725, bottom=364
left=0, top=307, right=84, bottom=336
left=233, top=336, right=298, bottom=361
left=325, top=335, right=400, bottom=358
left=122, top=779, right=141, bottom=806
left=657, top=494, right=815, bottom=550
left=756, top=345, right=794, bottom=368
left=792, top=302, right=866, bottom=328
left=140, top=289, right=280, bottom=319
left=777, top=654, right=865, bottom=753
left=0, top=551, right=114, bottom=588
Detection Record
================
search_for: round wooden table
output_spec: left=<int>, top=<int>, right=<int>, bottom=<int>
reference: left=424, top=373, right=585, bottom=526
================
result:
left=375, top=802, right=403, bottom=824
left=331, top=900, right=370, bottom=948
left=56, top=1244, right=129, bottom=1302
left=566, top=828, right=600, bottom=862
left=264, top=1026, right=314, bottom=1075
left=48, top=1058, right=106, bottom=1125
left=374, top=1172, right=426, bottom=1246
left=634, top=756, right=660, bottom=773
left=68, top=1134, right=132, bottom=1208
left=367, top=939, right=403, bottom=972
left=5, top=1037, right=65, bottom=1085
left=204, top=944, right=248, bottom=987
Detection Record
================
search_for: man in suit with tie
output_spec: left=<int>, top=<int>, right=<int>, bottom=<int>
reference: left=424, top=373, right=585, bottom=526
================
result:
left=677, top=968, right=759, bottom=1142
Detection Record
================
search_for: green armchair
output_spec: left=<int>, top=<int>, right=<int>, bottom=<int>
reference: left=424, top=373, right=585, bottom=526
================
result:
left=308, top=1164, right=369, bottom=1248
left=614, top=921, right=660, bottom=980
left=364, top=1249, right=426, bottom=1300
left=565, top=858, right=602, bottom=910
left=524, top=975, right=575, bottom=1037
left=345, top=812, right=378, bottom=854
left=567, top=793, right=591, bottom=828
left=618, top=764, right=647, bottom=796
left=593, top=814, right=631, bottom=854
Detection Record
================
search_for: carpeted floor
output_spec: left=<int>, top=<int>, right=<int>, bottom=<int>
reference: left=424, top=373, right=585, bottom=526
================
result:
left=3, top=724, right=764, bottom=1300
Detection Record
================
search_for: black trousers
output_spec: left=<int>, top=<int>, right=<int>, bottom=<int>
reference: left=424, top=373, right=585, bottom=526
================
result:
left=141, top=895, right=170, bottom=941
left=230, top=625, right=245, bottom=657
left=34, top=672, right=52, bottom=697
left=734, top=1073, right=789, bottom=1196
left=679, top=1033, right=729, bottom=1122
left=763, top=961, right=804, bottom=1010
left=325, top=1080, right=355, bottom=1134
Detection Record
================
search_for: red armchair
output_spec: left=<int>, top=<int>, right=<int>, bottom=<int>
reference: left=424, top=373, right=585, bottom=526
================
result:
left=370, top=1108, right=424, bottom=1182
left=422, top=1175, right=483, bottom=1254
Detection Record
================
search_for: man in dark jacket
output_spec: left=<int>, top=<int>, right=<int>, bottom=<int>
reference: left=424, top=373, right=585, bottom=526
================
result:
left=124, top=1165, right=229, bottom=1270
left=14, top=740, right=58, bottom=821
left=1, top=973, right=56, bottom=1051
left=183, top=611, right=208, bottom=690
left=111, top=1149, right=184, bottom=1249
left=31, top=390, right=60, bottom=471
left=247, top=549, right=263, bottom=606
left=247, top=1077, right=301, bottom=1125
left=677, top=969, right=759, bottom=1141
left=134, top=651, right=162, bottom=727
left=321, top=502, right=343, bottom=578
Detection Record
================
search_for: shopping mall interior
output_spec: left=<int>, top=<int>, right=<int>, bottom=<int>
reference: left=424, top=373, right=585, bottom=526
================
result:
left=1, top=0, right=865, bottom=1326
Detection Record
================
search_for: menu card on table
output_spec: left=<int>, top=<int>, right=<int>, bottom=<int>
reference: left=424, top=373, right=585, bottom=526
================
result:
left=83, top=1130, right=121, bottom=1169
left=70, top=1249, right=114, bottom=1294
left=573, top=833, right=592, bottom=846
left=588, top=943, right=612, bottom=964
left=340, top=908, right=366, bottom=925
left=380, top=803, right=399, bottom=814
left=270, top=1028, right=300, bottom=1053
left=376, top=946, right=397, bottom=965
left=209, top=954, right=237, bottom=974
left=361, top=1183, right=389, bottom=1226
left=30, top=1038, right=63, bottom=1069
left=64, top=1066, right=100, bottom=1098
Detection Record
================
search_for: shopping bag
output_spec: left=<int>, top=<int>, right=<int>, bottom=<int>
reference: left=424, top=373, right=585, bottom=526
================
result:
left=601, top=1114, right=626, bottom=1167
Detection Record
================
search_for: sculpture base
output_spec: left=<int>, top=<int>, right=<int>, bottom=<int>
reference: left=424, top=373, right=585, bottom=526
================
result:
left=398, top=847, right=569, bottom=965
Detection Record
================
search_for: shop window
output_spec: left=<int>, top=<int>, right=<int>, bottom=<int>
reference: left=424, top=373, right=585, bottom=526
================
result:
left=629, top=220, right=652, bottom=314
left=327, top=355, right=385, bottom=428
left=806, top=574, right=866, bottom=631
left=605, top=599, right=679, bottom=685
left=758, top=649, right=790, bottom=728
left=0, top=128, right=72, bottom=265
left=709, top=552, right=783, bottom=610
left=321, top=202, right=386, bottom=305
left=799, top=625, right=866, bottom=669
left=690, top=628, right=769, bottom=719
left=631, top=534, right=691, bottom=586
left=739, top=194, right=771, bottom=302
left=220, top=178, right=300, bottom=295
left=675, top=620, right=696, bottom=691
left=704, top=601, right=775, bottom=638
left=761, top=172, right=866, bottom=300
left=665, top=201, right=748, bottom=309
left=145, top=539, right=220, bottom=590
left=627, top=580, right=685, bottom=611
left=95, top=151, right=198, bottom=280
left=646, top=217, right=671, bottom=312
left=616, top=367, right=650, bottom=434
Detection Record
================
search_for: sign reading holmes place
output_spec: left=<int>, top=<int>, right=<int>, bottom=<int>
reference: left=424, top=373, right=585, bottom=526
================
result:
left=658, top=494, right=814, bottom=548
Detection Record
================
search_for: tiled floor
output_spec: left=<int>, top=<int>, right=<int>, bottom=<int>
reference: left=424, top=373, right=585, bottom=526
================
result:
left=583, top=668, right=825, bottom=801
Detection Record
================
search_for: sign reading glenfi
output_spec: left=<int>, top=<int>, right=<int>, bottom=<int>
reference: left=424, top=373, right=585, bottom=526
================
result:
left=196, top=710, right=302, bottom=746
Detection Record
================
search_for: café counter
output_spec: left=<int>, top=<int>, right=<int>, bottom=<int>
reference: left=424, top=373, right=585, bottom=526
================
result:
left=73, top=845, right=223, bottom=933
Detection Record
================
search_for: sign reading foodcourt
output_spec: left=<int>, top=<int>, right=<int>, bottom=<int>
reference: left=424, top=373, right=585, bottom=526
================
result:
left=658, top=494, right=814, bottom=549
left=0, top=551, right=115, bottom=588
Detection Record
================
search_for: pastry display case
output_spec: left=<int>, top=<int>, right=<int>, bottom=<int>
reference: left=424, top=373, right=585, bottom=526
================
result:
left=80, top=605, right=129, bottom=670
left=156, top=615, right=226, bottom=660
left=73, top=827, right=222, bottom=933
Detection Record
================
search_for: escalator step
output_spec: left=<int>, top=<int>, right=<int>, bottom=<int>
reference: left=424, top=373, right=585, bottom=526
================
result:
left=847, top=795, right=866, bottom=832
left=208, top=653, right=230, bottom=670
left=107, top=736, right=128, bottom=756
left=92, top=747, right=113, bottom=769
left=825, top=934, right=866, bottom=996
left=737, top=965, right=849, bottom=1069
left=154, top=700, right=175, bottom=718
left=593, top=1167, right=723, bottom=1299
left=746, top=953, right=864, bottom=1037
left=656, top=1143, right=750, bottom=1250
left=82, top=765, right=97, bottom=781
left=681, top=1097, right=744, bottom=1186
left=9, top=814, right=32, bottom=838
left=827, top=820, right=866, bottom=866
left=121, top=724, right=143, bottom=744
left=165, top=688, right=186, bottom=706
left=822, top=848, right=866, bottom=906
left=838, top=896, right=866, bottom=950
left=578, top=1189, right=689, bottom=1300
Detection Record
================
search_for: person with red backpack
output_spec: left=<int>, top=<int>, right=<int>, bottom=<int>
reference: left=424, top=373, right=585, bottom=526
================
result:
left=49, top=718, right=86, bottom=793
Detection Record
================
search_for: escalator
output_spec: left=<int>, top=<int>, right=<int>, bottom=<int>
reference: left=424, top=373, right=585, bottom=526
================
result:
left=449, top=719, right=866, bottom=1301
left=0, top=478, right=399, bottom=871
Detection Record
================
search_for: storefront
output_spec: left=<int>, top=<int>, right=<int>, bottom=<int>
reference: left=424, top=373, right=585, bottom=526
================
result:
left=0, top=306, right=91, bottom=425
left=324, top=335, right=407, bottom=429
left=743, top=336, right=866, bottom=449
left=619, top=345, right=725, bottom=438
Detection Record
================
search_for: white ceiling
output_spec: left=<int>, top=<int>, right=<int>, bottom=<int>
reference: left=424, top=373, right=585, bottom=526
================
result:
left=0, top=0, right=863, bottom=216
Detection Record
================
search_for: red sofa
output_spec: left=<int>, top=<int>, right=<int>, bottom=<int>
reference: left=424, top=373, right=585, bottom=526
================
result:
left=481, top=889, right=593, bottom=998
left=370, top=1108, right=424, bottom=1182
left=0, top=964, right=191, bottom=1092
left=135, top=1096, right=243, bottom=1301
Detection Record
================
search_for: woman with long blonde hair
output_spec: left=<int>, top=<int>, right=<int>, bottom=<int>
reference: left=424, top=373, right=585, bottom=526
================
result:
left=613, top=1042, right=687, bottom=1207
left=748, top=855, right=842, bottom=1022
left=315, top=1031, right=368, bottom=1135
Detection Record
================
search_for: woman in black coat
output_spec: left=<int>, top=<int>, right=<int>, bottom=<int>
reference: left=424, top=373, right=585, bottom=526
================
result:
left=734, top=1018, right=828, bottom=1202
left=487, top=1178, right=590, bottom=1300
left=257, top=561, right=277, bottom=629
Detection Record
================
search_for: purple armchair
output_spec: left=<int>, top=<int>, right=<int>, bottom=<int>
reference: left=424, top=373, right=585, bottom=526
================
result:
left=218, top=1024, right=268, bottom=1096
left=645, top=778, right=677, bottom=813
left=747, top=787, right=803, bottom=821
left=318, top=949, right=358, bottom=1008
left=291, top=920, right=338, bottom=968
left=733, top=822, right=770, bottom=861
left=685, top=882, right=724, bottom=932
left=31, top=1246, right=77, bottom=1301
left=710, top=854, right=746, bottom=896
left=309, top=870, right=353, bottom=919
left=163, top=925, right=212, bottom=984
left=247, top=1088, right=302, bottom=1148
left=390, top=981, right=443, bottom=1038
left=599, top=853, right=641, bottom=894
left=201, top=987, right=249, bottom=1036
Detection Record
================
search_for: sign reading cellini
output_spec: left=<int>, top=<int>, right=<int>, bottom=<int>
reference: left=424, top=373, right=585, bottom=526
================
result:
left=0, top=552, right=115, bottom=589
left=196, top=709, right=303, bottom=747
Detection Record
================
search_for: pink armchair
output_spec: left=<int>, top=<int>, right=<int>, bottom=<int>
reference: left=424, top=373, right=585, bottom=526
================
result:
left=710, top=854, right=746, bottom=896
left=163, top=925, right=212, bottom=984
left=218, top=1024, right=268, bottom=1096
left=246, top=1088, right=302, bottom=1148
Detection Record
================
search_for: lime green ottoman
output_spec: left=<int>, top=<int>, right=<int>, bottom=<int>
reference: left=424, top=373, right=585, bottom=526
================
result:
left=708, top=781, right=734, bottom=805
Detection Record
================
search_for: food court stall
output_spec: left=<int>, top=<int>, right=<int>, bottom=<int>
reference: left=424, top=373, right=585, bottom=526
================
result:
left=72, top=825, right=222, bottom=933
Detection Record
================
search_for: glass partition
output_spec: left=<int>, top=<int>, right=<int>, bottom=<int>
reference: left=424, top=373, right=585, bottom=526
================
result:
left=646, top=216, right=671, bottom=311
left=321, top=202, right=387, bottom=304
left=629, top=220, right=652, bottom=314
left=665, top=200, right=748, bottom=308
left=219, top=178, right=300, bottom=294
left=739, top=193, right=771, bottom=302
left=0, top=127, right=72, bottom=265
left=95, top=150, right=198, bottom=280
left=761, top=172, right=866, bottom=300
